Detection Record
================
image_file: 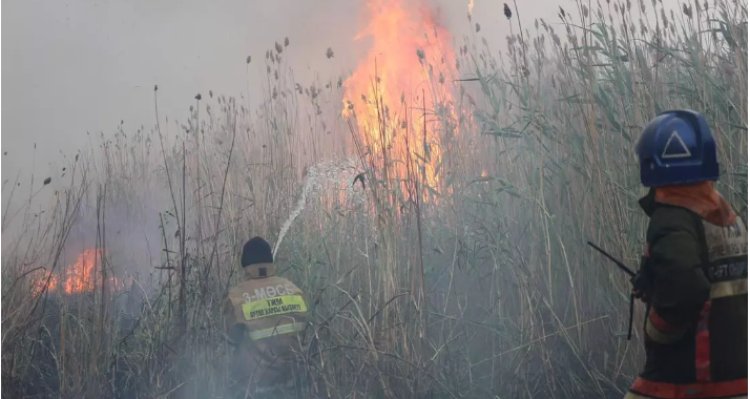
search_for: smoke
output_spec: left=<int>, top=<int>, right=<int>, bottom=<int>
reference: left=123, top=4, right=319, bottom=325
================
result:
left=67, top=189, right=169, bottom=284
left=2, top=0, right=687, bottom=192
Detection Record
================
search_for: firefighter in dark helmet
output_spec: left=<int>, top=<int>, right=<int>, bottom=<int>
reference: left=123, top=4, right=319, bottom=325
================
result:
left=625, top=110, right=747, bottom=399
left=224, top=236, right=309, bottom=396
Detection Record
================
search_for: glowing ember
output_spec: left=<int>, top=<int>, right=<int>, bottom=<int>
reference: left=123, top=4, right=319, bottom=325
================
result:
left=31, top=270, right=59, bottom=297
left=343, top=0, right=460, bottom=192
left=32, top=248, right=126, bottom=295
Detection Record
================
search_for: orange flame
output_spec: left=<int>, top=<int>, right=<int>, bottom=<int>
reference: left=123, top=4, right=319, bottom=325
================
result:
left=343, top=0, right=459, bottom=192
left=63, top=248, right=102, bottom=294
left=32, top=248, right=126, bottom=296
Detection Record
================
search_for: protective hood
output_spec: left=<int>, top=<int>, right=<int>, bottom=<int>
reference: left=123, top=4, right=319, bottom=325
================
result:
left=651, top=181, right=736, bottom=226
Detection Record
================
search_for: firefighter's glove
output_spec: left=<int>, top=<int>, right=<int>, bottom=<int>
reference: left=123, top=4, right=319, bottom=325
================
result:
left=631, top=256, right=653, bottom=303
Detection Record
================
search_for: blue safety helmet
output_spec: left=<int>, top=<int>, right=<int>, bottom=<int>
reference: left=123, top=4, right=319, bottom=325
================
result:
left=635, top=109, right=719, bottom=187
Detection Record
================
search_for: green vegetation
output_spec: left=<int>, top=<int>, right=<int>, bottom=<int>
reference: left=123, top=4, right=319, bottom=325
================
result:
left=2, top=0, right=746, bottom=397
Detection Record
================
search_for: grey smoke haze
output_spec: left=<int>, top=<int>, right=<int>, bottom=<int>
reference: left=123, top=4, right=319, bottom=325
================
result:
left=2, top=0, right=681, bottom=182
left=0, top=0, right=684, bottom=341
left=2, top=0, right=361, bottom=176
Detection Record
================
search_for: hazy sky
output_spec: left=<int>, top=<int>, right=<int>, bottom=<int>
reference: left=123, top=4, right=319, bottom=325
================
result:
left=2, top=0, right=362, bottom=174
left=2, top=0, right=680, bottom=179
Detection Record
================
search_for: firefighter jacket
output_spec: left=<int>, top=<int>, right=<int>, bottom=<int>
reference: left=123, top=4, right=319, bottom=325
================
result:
left=625, top=184, right=747, bottom=399
left=224, top=263, right=309, bottom=386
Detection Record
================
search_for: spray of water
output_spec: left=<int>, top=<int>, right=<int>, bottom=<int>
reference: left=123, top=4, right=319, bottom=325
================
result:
left=273, top=158, right=363, bottom=257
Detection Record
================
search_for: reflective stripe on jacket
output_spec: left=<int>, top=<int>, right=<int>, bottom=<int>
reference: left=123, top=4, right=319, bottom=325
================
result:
left=224, top=270, right=309, bottom=385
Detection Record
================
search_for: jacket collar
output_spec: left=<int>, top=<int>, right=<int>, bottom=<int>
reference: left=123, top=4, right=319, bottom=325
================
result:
left=639, top=181, right=736, bottom=226
left=243, top=262, right=276, bottom=279
left=638, top=188, right=658, bottom=217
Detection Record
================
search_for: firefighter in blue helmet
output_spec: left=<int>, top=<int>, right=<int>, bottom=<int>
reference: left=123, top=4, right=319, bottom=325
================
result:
left=625, top=110, right=747, bottom=398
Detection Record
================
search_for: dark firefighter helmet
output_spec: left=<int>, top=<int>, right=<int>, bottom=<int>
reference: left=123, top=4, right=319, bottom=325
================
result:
left=635, top=109, right=719, bottom=187
left=241, top=236, right=273, bottom=267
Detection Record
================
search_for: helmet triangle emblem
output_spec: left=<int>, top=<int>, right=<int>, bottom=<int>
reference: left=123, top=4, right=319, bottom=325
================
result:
left=661, top=130, right=692, bottom=159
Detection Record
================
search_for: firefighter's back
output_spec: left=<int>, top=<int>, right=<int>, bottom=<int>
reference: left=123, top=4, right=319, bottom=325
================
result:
left=224, top=237, right=309, bottom=397
left=228, top=275, right=308, bottom=370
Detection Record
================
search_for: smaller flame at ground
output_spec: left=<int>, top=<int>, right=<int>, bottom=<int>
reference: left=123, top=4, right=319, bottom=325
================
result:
left=32, top=248, right=125, bottom=296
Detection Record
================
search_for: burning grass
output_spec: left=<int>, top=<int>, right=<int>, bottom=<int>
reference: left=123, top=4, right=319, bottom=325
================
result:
left=2, top=0, right=747, bottom=397
left=343, top=0, right=463, bottom=193
left=31, top=248, right=126, bottom=296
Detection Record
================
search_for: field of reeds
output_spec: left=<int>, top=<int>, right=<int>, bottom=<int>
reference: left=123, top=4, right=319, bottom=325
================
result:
left=2, top=0, right=746, bottom=398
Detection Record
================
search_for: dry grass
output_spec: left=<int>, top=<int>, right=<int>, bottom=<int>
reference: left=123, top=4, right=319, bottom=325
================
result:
left=2, top=0, right=746, bottom=398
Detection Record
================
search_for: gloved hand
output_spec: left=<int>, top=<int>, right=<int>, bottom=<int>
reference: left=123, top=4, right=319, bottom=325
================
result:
left=631, top=256, right=654, bottom=303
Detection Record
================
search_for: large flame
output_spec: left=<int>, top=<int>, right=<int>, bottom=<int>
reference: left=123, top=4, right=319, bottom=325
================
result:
left=32, top=248, right=126, bottom=296
left=343, top=0, right=459, bottom=192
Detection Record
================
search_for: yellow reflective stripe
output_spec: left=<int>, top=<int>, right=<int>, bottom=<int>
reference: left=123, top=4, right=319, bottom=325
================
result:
left=711, top=280, right=747, bottom=299
left=645, top=319, right=683, bottom=344
left=248, top=321, right=306, bottom=341
left=241, top=294, right=308, bottom=321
